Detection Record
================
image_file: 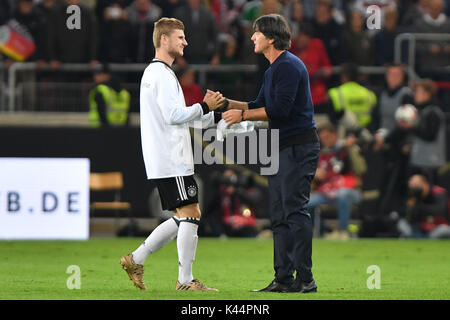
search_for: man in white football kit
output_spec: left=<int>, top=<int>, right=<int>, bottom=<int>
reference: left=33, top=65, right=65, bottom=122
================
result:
left=120, top=18, right=225, bottom=291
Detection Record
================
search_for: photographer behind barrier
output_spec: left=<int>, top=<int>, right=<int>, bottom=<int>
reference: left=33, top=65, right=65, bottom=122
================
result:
left=397, top=174, right=450, bottom=239
left=307, top=122, right=367, bottom=240
left=202, top=169, right=262, bottom=238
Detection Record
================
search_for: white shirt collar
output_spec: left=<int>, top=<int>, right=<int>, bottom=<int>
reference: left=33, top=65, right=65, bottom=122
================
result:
left=423, top=13, right=447, bottom=27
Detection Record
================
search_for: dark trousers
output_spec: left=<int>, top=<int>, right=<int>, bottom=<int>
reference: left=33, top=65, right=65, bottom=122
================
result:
left=268, top=142, right=320, bottom=284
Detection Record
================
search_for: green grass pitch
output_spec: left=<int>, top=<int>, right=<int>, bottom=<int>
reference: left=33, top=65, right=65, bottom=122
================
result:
left=0, top=238, right=449, bottom=300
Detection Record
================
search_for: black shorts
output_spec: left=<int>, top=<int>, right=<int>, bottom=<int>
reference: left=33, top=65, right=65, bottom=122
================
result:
left=152, top=175, right=199, bottom=211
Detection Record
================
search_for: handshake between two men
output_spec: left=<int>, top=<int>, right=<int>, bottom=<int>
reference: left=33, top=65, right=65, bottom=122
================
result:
left=203, top=89, right=259, bottom=126
left=203, top=89, right=227, bottom=112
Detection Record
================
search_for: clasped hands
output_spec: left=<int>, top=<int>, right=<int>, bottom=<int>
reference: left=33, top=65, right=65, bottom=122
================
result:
left=204, top=89, right=243, bottom=125
left=203, top=89, right=226, bottom=111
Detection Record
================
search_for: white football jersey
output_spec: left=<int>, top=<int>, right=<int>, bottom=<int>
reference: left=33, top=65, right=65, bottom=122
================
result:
left=139, top=60, right=214, bottom=179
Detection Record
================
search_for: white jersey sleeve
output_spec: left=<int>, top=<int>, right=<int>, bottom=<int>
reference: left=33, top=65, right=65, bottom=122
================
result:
left=188, top=111, right=215, bottom=129
left=151, top=69, right=205, bottom=125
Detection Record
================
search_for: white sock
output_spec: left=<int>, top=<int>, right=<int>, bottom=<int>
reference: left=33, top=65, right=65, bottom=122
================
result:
left=132, top=217, right=179, bottom=265
left=177, top=218, right=199, bottom=285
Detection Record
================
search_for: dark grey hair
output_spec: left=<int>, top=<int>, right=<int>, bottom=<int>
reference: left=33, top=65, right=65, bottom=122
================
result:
left=253, top=14, right=291, bottom=50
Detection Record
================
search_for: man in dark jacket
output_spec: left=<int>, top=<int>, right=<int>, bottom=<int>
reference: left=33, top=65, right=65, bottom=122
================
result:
left=97, top=1, right=132, bottom=63
left=311, top=0, right=342, bottom=65
left=221, top=14, right=320, bottom=294
left=47, top=0, right=99, bottom=67
left=125, top=0, right=162, bottom=63
left=0, top=0, right=11, bottom=25
left=413, top=0, right=450, bottom=75
left=340, top=10, right=374, bottom=66
left=12, top=0, right=46, bottom=62
left=403, top=79, right=446, bottom=184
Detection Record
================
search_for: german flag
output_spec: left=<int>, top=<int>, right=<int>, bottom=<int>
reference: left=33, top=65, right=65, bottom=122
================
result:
left=0, top=21, right=36, bottom=61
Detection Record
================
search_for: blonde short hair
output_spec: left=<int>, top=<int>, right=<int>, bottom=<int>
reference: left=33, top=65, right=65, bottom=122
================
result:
left=153, top=17, right=185, bottom=49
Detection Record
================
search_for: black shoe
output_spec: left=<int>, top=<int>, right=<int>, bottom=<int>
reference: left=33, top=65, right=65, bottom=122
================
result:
left=252, top=279, right=292, bottom=292
left=288, top=279, right=317, bottom=293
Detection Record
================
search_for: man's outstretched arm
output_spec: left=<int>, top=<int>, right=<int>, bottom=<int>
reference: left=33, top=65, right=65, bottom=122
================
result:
left=226, top=99, right=249, bottom=111
left=222, top=107, right=269, bottom=125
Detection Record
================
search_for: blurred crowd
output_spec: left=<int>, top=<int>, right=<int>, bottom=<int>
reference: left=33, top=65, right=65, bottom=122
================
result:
left=1, top=0, right=449, bottom=69
left=1, top=0, right=450, bottom=111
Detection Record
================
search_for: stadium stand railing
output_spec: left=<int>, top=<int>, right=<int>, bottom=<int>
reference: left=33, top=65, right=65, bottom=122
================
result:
left=394, top=33, right=450, bottom=73
left=395, top=33, right=450, bottom=110
left=1, top=32, right=449, bottom=115
left=2, top=62, right=395, bottom=114
left=2, top=63, right=258, bottom=112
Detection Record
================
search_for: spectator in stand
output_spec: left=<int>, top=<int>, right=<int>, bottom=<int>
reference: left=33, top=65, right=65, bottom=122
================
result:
left=208, top=0, right=235, bottom=32
left=95, top=0, right=132, bottom=26
left=125, top=0, right=162, bottom=63
left=307, top=122, right=367, bottom=240
left=225, top=7, right=247, bottom=63
left=100, top=2, right=132, bottom=63
left=286, top=0, right=310, bottom=38
left=290, top=23, right=332, bottom=114
left=401, top=0, right=430, bottom=28
left=240, top=0, right=282, bottom=91
left=352, top=0, right=397, bottom=28
left=215, top=35, right=243, bottom=98
left=80, top=0, right=96, bottom=9
left=26, top=0, right=59, bottom=106
left=397, top=174, right=450, bottom=238
left=413, top=0, right=450, bottom=75
left=0, top=0, right=11, bottom=25
left=374, top=6, right=402, bottom=66
left=173, top=0, right=220, bottom=66
left=392, top=0, right=410, bottom=25
left=371, top=64, right=414, bottom=217
left=178, top=67, right=204, bottom=107
left=10, top=0, right=46, bottom=62
left=47, top=0, right=99, bottom=68
left=311, top=0, right=343, bottom=65
left=219, top=35, right=239, bottom=67
left=153, top=0, right=186, bottom=18
left=95, top=1, right=131, bottom=63
left=242, top=0, right=282, bottom=23
left=36, top=0, right=60, bottom=62
left=303, top=0, right=348, bottom=21
left=1, top=0, right=47, bottom=109
left=341, top=9, right=375, bottom=66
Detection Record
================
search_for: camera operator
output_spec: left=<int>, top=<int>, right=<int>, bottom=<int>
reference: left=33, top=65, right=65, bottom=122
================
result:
left=205, top=169, right=262, bottom=237
left=397, top=174, right=450, bottom=238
